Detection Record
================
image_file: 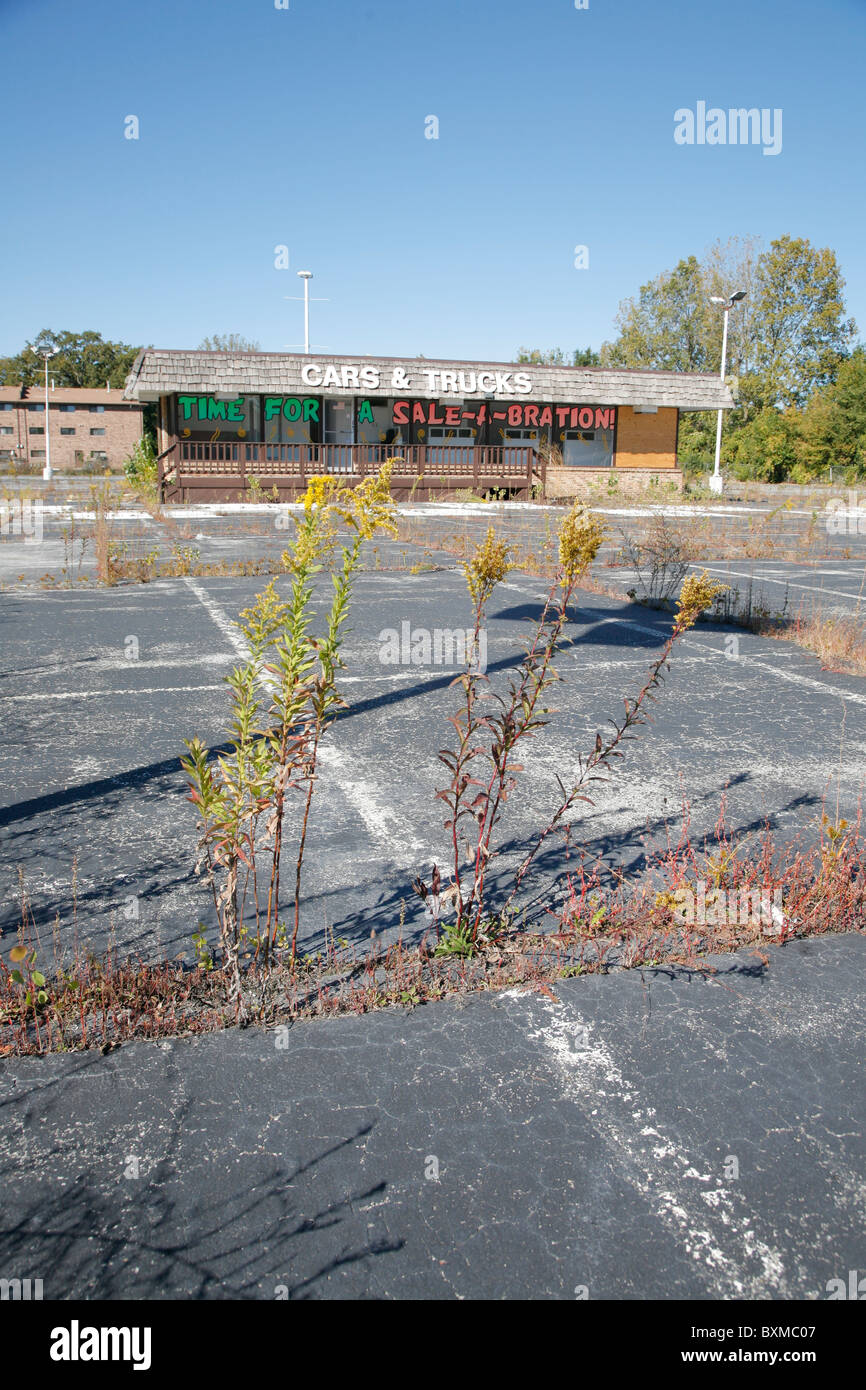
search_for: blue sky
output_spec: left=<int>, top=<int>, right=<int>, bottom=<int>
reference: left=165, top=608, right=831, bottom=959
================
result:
left=1, top=0, right=863, bottom=361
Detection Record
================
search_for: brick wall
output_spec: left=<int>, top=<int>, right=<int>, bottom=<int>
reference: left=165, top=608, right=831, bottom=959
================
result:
left=545, top=466, right=683, bottom=500
left=0, top=396, right=142, bottom=470
left=614, top=406, right=678, bottom=469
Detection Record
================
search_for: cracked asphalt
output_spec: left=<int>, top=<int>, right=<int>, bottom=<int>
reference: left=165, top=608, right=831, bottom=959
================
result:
left=0, top=934, right=862, bottom=1299
left=1, top=542, right=865, bottom=960
left=0, top=499, right=864, bottom=1301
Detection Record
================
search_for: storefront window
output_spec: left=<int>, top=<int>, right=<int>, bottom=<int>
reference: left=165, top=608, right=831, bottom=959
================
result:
left=427, top=424, right=476, bottom=465
left=176, top=394, right=259, bottom=442
left=560, top=428, right=614, bottom=468
left=356, top=398, right=407, bottom=451
left=262, top=395, right=320, bottom=447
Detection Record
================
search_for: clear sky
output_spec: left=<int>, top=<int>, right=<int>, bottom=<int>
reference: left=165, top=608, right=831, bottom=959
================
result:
left=1, top=0, right=863, bottom=361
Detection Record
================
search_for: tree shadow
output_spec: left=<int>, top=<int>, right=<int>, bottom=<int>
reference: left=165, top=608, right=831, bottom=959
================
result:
left=0, top=1066, right=402, bottom=1300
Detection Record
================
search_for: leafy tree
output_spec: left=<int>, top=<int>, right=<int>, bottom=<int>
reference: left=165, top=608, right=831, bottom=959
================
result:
left=795, top=347, right=866, bottom=479
left=516, top=346, right=600, bottom=366
left=197, top=333, right=261, bottom=352
left=722, top=407, right=801, bottom=483
left=750, top=236, right=857, bottom=409
left=600, top=256, right=712, bottom=373
left=516, top=347, right=569, bottom=365
left=0, top=330, right=141, bottom=389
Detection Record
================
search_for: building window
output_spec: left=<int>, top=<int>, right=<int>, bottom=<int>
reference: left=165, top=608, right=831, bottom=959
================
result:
left=29, top=426, right=45, bottom=436
left=0, top=403, right=12, bottom=412
left=354, top=398, right=407, bottom=450
left=60, top=427, right=76, bottom=435
left=28, top=402, right=45, bottom=412
left=89, top=405, right=105, bottom=413
left=90, top=450, right=108, bottom=461
left=561, top=427, right=614, bottom=468
left=0, top=426, right=13, bottom=435
left=59, top=404, right=76, bottom=413
left=90, top=428, right=106, bottom=436
left=31, top=449, right=46, bottom=459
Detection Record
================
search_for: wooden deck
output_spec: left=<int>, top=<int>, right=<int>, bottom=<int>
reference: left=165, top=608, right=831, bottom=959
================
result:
left=159, top=441, right=543, bottom=503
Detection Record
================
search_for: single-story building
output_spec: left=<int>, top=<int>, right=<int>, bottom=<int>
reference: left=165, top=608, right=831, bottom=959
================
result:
left=0, top=385, right=143, bottom=472
left=123, top=349, right=734, bottom=502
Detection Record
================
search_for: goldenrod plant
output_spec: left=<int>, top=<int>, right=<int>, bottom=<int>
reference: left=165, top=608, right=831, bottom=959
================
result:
left=182, top=465, right=397, bottom=1008
left=422, top=502, right=725, bottom=953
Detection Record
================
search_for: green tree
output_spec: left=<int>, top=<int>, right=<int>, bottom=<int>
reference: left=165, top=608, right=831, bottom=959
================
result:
left=750, top=236, right=856, bottom=409
left=516, top=347, right=569, bottom=365
left=198, top=333, right=261, bottom=352
left=515, top=346, right=600, bottom=366
left=723, top=407, right=802, bottom=483
left=572, top=346, right=601, bottom=367
left=795, top=347, right=866, bottom=479
left=0, top=330, right=141, bottom=389
left=600, top=256, right=712, bottom=373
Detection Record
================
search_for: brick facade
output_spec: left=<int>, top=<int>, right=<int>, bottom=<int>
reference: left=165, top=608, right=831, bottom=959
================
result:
left=0, top=386, right=143, bottom=471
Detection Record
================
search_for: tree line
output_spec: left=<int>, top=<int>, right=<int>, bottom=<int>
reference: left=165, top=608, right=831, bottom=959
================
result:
left=519, top=235, right=864, bottom=482
left=3, top=251, right=862, bottom=484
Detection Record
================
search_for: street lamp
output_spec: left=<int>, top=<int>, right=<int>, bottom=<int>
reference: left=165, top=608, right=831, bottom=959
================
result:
left=284, top=271, right=329, bottom=354
left=708, top=290, right=746, bottom=494
left=40, top=349, right=56, bottom=481
left=297, top=271, right=313, bottom=354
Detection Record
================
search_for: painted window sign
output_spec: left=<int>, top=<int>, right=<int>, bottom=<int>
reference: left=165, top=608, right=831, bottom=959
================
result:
left=390, top=401, right=615, bottom=430
left=264, top=396, right=320, bottom=423
left=178, top=395, right=320, bottom=424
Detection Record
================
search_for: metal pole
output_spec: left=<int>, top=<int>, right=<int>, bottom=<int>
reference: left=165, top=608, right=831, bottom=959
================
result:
left=710, top=305, right=730, bottom=494
left=304, top=277, right=310, bottom=355
left=43, top=353, right=52, bottom=481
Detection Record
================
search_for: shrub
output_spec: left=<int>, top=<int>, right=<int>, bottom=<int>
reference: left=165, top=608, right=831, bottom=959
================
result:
left=123, top=435, right=159, bottom=498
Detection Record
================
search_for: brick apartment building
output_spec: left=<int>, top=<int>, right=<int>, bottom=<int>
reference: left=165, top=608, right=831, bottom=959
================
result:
left=0, top=384, right=143, bottom=471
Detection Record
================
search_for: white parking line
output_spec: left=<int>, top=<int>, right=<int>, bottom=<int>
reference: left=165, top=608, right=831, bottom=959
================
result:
left=4, top=685, right=226, bottom=701
left=607, top=614, right=866, bottom=708
left=519, top=994, right=789, bottom=1297
left=698, top=563, right=865, bottom=606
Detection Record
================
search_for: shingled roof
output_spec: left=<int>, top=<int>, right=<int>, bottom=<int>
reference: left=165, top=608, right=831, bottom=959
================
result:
left=124, top=349, right=735, bottom=411
left=1, top=385, right=140, bottom=406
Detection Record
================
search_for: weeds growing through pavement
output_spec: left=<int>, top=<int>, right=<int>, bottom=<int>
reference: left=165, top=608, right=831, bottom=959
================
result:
left=414, top=504, right=726, bottom=955
left=3, top=803, right=862, bottom=1056
left=619, top=514, right=691, bottom=604
left=180, top=465, right=397, bottom=1012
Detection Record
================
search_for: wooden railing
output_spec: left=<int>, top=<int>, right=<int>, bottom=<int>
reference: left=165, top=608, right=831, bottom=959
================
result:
left=160, top=441, right=543, bottom=501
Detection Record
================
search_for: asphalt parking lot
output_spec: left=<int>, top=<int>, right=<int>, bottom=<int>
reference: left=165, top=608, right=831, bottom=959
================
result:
left=1, top=498, right=864, bottom=1302
left=1, top=544, right=865, bottom=962
left=0, top=933, right=862, bottom=1299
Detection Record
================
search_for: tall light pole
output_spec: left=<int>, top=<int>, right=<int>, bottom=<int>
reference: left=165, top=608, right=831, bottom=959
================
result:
left=40, top=349, right=56, bottom=481
left=297, top=271, right=313, bottom=354
left=284, top=271, right=329, bottom=353
left=709, top=290, right=746, bottom=494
